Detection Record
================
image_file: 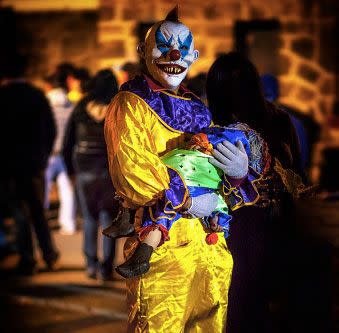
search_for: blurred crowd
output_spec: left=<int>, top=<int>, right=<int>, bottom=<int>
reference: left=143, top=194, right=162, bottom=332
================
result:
left=0, top=46, right=335, bottom=333
left=0, top=53, right=320, bottom=281
left=0, top=55, right=123, bottom=279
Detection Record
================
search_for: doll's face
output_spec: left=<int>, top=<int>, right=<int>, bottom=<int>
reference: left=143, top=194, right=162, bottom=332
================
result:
left=140, top=21, right=199, bottom=90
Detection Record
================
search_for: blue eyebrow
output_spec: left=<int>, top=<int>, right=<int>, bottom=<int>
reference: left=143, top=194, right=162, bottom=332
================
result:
left=178, top=32, right=193, bottom=59
left=155, top=26, right=173, bottom=57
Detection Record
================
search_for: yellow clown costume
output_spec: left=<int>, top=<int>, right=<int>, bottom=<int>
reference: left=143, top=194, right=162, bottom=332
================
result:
left=105, top=74, right=234, bottom=332
left=104, top=8, right=260, bottom=332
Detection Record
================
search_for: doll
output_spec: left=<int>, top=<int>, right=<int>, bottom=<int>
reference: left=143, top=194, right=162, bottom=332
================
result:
left=106, top=123, right=270, bottom=278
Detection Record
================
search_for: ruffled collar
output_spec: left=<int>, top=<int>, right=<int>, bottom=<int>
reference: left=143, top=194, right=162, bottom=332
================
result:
left=120, top=75, right=212, bottom=133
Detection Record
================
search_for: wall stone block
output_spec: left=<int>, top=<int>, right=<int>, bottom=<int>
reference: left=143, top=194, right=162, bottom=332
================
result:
left=99, top=24, right=126, bottom=36
left=282, top=21, right=315, bottom=34
left=121, top=1, right=154, bottom=21
left=219, top=2, right=242, bottom=20
left=292, top=37, right=315, bottom=59
left=204, top=4, right=221, bottom=20
left=213, top=40, right=233, bottom=55
left=206, top=25, right=232, bottom=38
left=99, top=6, right=114, bottom=21
left=297, top=86, right=316, bottom=101
left=197, top=44, right=207, bottom=58
left=122, top=7, right=135, bottom=20
left=100, top=0, right=114, bottom=5
left=276, top=53, right=292, bottom=75
left=298, top=63, right=320, bottom=83
left=179, top=5, right=201, bottom=20
left=280, top=1, right=301, bottom=16
left=249, top=6, right=267, bottom=19
left=99, top=40, right=126, bottom=58
left=279, top=80, right=295, bottom=98
left=318, top=100, right=331, bottom=116
left=320, top=79, right=335, bottom=95
left=185, top=23, right=205, bottom=35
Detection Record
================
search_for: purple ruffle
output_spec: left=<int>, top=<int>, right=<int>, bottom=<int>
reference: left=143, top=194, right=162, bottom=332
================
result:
left=164, top=168, right=188, bottom=210
left=120, top=75, right=212, bottom=133
left=223, top=167, right=262, bottom=210
left=138, top=167, right=188, bottom=240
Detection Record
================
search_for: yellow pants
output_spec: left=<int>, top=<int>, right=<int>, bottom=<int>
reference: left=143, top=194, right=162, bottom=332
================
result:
left=125, top=217, right=233, bottom=333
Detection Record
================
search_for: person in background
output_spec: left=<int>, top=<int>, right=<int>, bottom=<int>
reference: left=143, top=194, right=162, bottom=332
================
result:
left=55, top=62, right=75, bottom=91
left=121, top=62, right=141, bottom=81
left=62, top=69, right=119, bottom=281
left=114, top=62, right=141, bottom=87
left=206, top=52, right=303, bottom=332
left=43, top=72, right=77, bottom=235
left=261, top=74, right=320, bottom=176
left=67, top=67, right=91, bottom=104
left=186, top=72, right=208, bottom=103
left=0, top=54, right=59, bottom=274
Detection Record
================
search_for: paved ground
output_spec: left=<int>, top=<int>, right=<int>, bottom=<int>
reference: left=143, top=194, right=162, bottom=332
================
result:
left=0, top=230, right=128, bottom=333
left=1, top=194, right=338, bottom=332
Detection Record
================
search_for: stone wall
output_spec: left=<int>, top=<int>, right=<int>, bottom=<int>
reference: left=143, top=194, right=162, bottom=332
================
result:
left=96, top=0, right=337, bottom=183
left=97, top=0, right=337, bottom=126
left=2, top=0, right=337, bottom=181
left=5, top=0, right=336, bottom=125
left=15, top=10, right=98, bottom=77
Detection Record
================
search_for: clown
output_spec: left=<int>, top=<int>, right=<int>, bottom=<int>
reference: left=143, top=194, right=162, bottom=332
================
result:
left=104, top=7, right=261, bottom=332
left=141, top=19, right=199, bottom=90
left=108, top=123, right=269, bottom=279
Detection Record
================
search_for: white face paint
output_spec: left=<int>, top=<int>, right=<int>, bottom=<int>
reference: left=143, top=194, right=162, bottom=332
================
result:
left=141, top=21, right=199, bottom=90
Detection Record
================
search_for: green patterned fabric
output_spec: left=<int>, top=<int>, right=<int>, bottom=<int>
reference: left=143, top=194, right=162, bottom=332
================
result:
left=161, top=149, right=228, bottom=213
left=162, top=149, right=222, bottom=188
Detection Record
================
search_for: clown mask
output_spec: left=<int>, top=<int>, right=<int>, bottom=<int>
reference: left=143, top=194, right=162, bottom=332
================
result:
left=139, top=20, right=199, bottom=91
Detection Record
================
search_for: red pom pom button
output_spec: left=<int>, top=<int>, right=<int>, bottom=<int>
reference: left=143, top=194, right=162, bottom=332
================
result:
left=206, top=233, right=218, bottom=245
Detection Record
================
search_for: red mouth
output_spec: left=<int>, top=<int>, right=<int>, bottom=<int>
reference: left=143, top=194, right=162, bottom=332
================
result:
left=156, top=63, right=186, bottom=75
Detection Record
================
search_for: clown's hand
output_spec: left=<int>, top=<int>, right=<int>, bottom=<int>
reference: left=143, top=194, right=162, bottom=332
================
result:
left=209, top=140, right=248, bottom=179
left=185, top=193, right=219, bottom=218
